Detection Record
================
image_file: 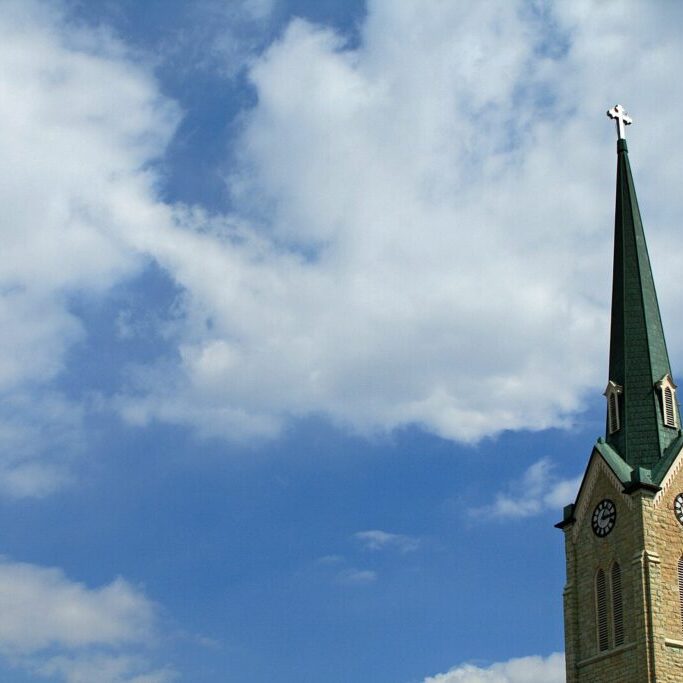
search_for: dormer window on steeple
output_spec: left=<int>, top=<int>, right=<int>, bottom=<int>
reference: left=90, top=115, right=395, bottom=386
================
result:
left=604, top=381, right=623, bottom=435
left=656, top=374, right=679, bottom=429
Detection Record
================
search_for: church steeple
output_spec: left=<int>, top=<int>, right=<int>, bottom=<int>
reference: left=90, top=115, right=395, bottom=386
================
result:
left=604, top=105, right=681, bottom=470
left=558, top=109, right=683, bottom=683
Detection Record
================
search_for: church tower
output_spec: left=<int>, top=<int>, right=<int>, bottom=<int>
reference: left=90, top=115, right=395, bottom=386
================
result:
left=557, top=106, right=683, bottom=682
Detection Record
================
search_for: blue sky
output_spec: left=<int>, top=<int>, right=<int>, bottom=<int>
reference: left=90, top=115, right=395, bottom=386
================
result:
left=2, top=1, right=683, bottom=682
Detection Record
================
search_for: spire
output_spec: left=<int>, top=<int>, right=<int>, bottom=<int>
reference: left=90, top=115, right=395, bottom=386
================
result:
left=604, top=105, right=680, bottom=469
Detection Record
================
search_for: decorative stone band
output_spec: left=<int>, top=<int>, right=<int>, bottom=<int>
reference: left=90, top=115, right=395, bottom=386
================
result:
left=629, top=549, right=661, bottom=566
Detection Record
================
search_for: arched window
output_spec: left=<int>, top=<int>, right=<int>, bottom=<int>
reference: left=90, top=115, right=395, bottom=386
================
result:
left=656, top=374, right=678, bottom=429
left=678, top=556, right=683, bottom=635
left=604, top=381, right=623, bottom=434
left=664, top=386, right=676, bottom=427
left=611, top=562, right=624, bottom=646
left=609, top=393, right=619, bottom=433
left=596, top=568, right=609, bottom=651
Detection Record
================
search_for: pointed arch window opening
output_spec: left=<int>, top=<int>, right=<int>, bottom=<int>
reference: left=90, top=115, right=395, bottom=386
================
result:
left=604, top=381, right=623, bottom=435
left=595, top=568, right=609, bottom=651
left=611, top=562, right=624, bottom=647
left=656, top=374, right=679, bottom=429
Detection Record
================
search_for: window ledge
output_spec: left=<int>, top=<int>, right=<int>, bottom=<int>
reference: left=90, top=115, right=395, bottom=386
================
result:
left=665, top=638, right=683, bottom=649
left=577, top=642, right=636, bottom=668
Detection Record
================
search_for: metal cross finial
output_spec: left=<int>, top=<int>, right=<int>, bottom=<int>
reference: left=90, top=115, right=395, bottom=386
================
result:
left=607, top=104, right=633, bottom=140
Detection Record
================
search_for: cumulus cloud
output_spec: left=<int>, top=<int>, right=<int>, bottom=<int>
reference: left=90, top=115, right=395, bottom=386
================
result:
left=0, top=558, right=173, bottom=682
left=121, top=0, right=683, bottom=443
left=5, top=0, right=683, bottom=482
left=471, top=459, right=581, bottom=520
left=0, top=0, right=178, bottom=493
left=354, top=530, right=420, bottom=553
left=423, top=652, right=565, bottom=683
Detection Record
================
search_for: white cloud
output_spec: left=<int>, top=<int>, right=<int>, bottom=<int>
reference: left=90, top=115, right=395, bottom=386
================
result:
left=316, top=554, right=345, bottom=566
left=0, top=561, right=154, bottom=652
left=120, top=0, right=683, bottom=444
left=158, top=0, right=276, bottom=77
left=5, top=0, right=683, bottom=477
left=0, top=0, right=178, bottom=494
left=36, top=655, right=177, bottom=683
left=472, top=459, right=581, bottom=520
left=0, top=558, right=173, bottom=683
left=422, top=652, right=565, bottom=683
left=354, top=530, right=420, bottom=553
left=0, top=392, right=83, bottom=498
left=315, top=555, right=376, bottom=585
left=335, top=568, right=377, bottom=585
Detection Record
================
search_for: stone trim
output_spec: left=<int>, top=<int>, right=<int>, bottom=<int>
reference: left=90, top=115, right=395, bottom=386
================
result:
left=654, top=444, right=683, bottom=507
left=665, top=638, right=683, bottom=649
left=576, top=641, right=636, bottom=668
left=645, top=550, right=661, bottom=564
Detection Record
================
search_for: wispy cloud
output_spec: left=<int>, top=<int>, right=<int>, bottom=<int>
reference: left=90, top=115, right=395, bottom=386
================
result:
left=315, top=554, right=345, bottom=567
left=35, top=654, right=177, bottom=683
left=471, top=459, right=581, bottom=520
left=0, top=393, right=83, bottom=498
left=158, top=0, right=276, bottom=78
left=353, top=530, right=420, bottom=554
left=335, top=568, right=377, bottom=586
left=317, top=530, right=421, bottom=587
left=422, top=652, right=565, bottom=683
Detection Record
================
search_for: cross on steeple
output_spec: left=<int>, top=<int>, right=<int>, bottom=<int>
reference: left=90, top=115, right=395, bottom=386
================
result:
left=607, top=104, right=633, bottom=140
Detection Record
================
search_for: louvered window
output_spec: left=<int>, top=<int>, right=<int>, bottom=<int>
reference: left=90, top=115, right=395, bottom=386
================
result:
left=678, top=556, right=683, bottom=635
left=608, top=392, right=619, bottom=434
left=604, top=381, right=622, bottom=434
left=596, top=568, right=609, bottom=651
left=664, top=386, right=677, bottom=428
left=656, top=375, right=678, bottom=429
left=611, top=562, right=624, bottom=646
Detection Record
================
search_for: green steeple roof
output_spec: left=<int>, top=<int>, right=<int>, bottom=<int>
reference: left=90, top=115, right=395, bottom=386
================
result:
left=605, top=138, right=681, bottom=470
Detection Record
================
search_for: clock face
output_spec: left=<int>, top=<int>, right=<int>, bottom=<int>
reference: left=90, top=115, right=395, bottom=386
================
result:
left=675, top=493, right=683, bottom=526
left=592, top=499, right=617, bottom=537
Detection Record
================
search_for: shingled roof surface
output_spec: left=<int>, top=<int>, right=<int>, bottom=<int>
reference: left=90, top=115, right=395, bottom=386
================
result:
left=605, top=139, right=681, bottom=472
